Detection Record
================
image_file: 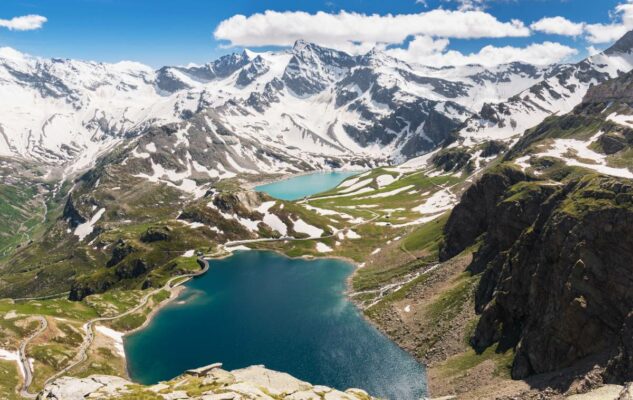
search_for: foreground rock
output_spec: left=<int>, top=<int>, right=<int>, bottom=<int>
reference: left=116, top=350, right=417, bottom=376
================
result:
left=37, top=364, right=374, bottom=400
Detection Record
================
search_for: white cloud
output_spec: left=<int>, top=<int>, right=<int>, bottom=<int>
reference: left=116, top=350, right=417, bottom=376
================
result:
left=585, top=23, right=630, bottom=44
left=0, top=15, right=47, bottom=31
left=213, top=3, right=633, bottom=67
left=584, top=2, right=633, bottom=43
left=535, top=2, right=633, bottom=44
left=531, top=16, right=585, bottom=36
left=214, top=9, right=530, bottom=51
left=387, top=35, right=578, bottom=67
left=386, top=36, right=451, bottom=60
left=586, top=46, right=602, bottom=56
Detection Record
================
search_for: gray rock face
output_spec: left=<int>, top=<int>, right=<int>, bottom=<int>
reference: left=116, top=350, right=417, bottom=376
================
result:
left=155, top=66, right=192, bottom=92
left=343, top=97, right=466, bottom=157
left=397, top=68, right=471, bottom=98
left=431, top=147, right=473, bottom=173
left=442, top=166, right=633, bottom=382
left=62, top=194, right=87, bottom=228
left=440, top=166, right=531, bottom=263
left=37, top=375, right=132, bottom=400
left=6, top=63, right=79, bottom=102
left=245, top=78, right=284, bottom=112
left=156, top=52, right=251, bottom=92
left=583, top=70, right=633, bottom=105
left=236, top=56, right=270, bottom=87
left=605, top=30, right=633, bottom=55
left=480, top=140, right=508, bottom=158
left=335, top=68, right=377, bottom=107
left=468, top=62, right=546, bottom=85
left=606, top=313, right=633, bottom=384
left=282, top=40, right=358, bottom=96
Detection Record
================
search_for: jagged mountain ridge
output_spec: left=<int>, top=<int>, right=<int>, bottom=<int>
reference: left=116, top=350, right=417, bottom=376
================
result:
left=2, top=33, right=633, bottom=209
left=0, top=40, right=571, bottom=180
left=458, top=31, right=633, bottom=148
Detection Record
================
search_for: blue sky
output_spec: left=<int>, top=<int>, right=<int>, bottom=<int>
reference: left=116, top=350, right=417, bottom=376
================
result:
left=0, top=0, right=630, bottom=67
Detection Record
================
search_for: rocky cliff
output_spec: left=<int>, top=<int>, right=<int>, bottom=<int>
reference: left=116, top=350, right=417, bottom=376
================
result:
left=37, top=364, right=375, bottom=400
left=441, top=166, right=633, bottom=383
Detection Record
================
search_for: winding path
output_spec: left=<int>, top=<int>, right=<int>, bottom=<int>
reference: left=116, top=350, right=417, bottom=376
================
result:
left=16, top=258, right=209, bottom=397
left=18, top=316, right=47, bottom=398
left=351, top=263, right=441, bottom=310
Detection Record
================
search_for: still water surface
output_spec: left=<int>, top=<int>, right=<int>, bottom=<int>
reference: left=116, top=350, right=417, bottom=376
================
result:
left=254, top=171, right=361, bottom=200
left=125, top=251, right=427, bottom=399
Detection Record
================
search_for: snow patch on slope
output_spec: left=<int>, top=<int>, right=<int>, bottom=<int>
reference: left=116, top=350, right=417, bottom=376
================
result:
left=74, top=208, right=105, bottom=241
left=292, top=218, right=323, bottom=237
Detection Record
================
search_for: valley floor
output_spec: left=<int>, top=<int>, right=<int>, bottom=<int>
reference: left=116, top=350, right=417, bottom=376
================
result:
left=0, top=165, right=630, bottom=400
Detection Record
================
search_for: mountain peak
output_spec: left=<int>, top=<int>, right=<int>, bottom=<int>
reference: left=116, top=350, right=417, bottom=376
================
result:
left=290, top=40, right=345, bottom=57
left=292, top=39, right=310, bottom=52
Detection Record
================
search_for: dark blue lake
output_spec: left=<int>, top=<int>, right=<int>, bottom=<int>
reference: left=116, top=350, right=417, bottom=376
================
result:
left=124, top=251, right=427, bottom=399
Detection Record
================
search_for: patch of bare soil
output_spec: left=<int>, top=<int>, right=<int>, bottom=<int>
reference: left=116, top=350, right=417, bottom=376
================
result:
left=364, top=247, right=621, bottom=400
left=367, top=253, right=473, bottom=363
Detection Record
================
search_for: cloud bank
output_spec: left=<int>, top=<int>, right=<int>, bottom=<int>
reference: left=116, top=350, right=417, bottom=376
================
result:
left=386, top=36, right=578, bottom=67
left=214, top=1, right=633, bottom=67
left=530, top=17, right=585, bottom=37
left=214, top=9, right=530, bottom=49
left=531, top=1, right=633, bottom=44
left=0, top=15, right=47, bottom=31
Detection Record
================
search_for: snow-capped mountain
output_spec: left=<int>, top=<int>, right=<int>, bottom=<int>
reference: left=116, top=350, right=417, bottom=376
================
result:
left=155, top=40, right=555, bottom=163
left=0, top=47, right=159, bottom=168
left=2, top=35, right=633, bottom=182
left=459, top=31, right=633, bottom=147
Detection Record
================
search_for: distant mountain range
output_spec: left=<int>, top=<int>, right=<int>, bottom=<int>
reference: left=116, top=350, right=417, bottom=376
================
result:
left=2, top=33, right=633, bottom=188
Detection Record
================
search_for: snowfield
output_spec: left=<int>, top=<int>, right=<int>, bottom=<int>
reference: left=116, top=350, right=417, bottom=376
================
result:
left=257, top=201, right=288, bottom=236
left=95, top=326, right=126, bottom=358
left=413, top=189, right=457, bottom=215
left=520, top=132, right=633, bottom=179
left=292, top=218, right=324, bottom=238
left=315, top=242, right=333, bottom=253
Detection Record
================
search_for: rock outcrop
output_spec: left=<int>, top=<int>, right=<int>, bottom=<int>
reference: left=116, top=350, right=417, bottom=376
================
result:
left=431, top=147, right=473, bottom=173
left=140, top=226, right=171, bottom=243
left=37, top=364, right=375, bottom=400
left=62, top=194, right=86, bottom=228
left=441, top=166, right=633, bottom=382
left=439, top=165, right=531, bottom=263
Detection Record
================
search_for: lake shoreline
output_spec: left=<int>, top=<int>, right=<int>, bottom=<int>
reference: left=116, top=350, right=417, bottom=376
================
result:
left=119, top=168, right=372, bottom=369
left=121, top=248, right=363, bottom=348
left=121, top=170, right=426, bottom=396
left=242, top=168, right=366, bottom=191
left=123, top=250, right=427, bottom=398
left=121, top=256, right=220, bottom=377
left=120, top=248, right=427, bottom=385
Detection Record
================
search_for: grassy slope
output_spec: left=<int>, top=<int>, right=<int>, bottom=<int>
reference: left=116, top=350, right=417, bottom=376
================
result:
left=0, top=286, right=170, bottom=393
left=0, top=159, right=478, bottom=397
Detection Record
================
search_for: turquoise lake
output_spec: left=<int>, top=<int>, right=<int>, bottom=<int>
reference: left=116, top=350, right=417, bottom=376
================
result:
left=254, top=170, right=361, bottom=200
left=124, top=251, right=427, bottom=399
